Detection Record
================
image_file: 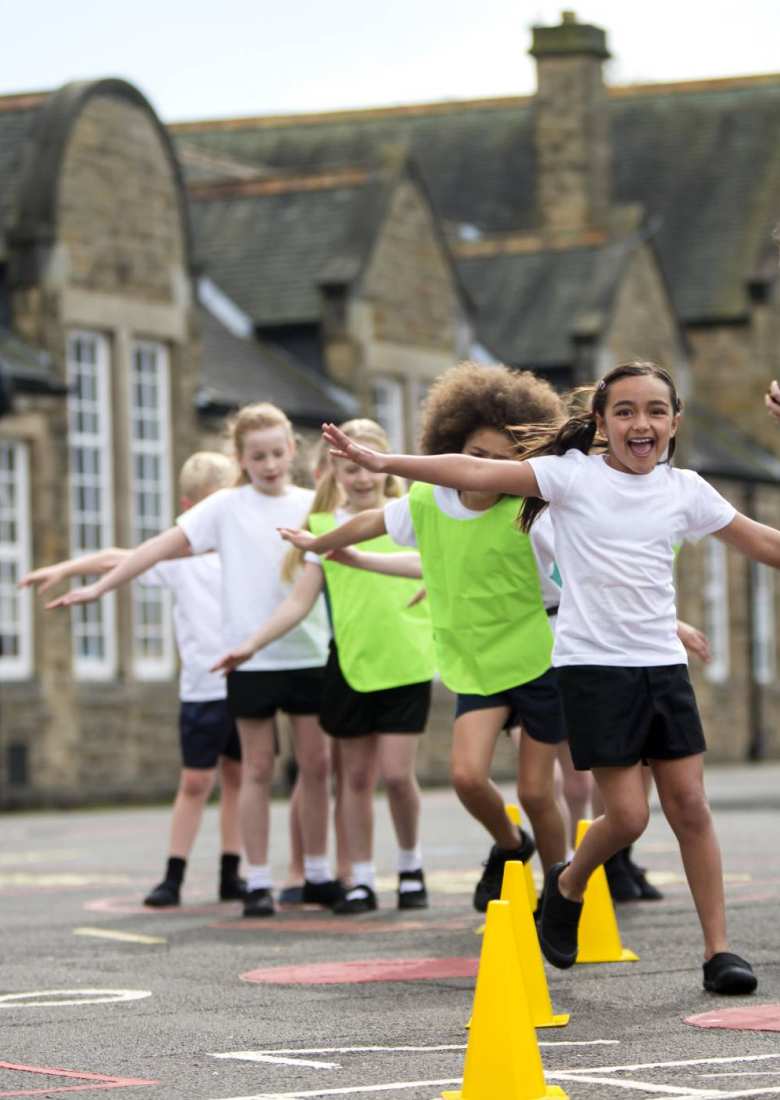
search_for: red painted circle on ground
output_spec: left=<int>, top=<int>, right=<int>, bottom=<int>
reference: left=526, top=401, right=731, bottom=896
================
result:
left=685, top=1004, right=780, bottom=1032
left=241, top=956, right=479, bottom=985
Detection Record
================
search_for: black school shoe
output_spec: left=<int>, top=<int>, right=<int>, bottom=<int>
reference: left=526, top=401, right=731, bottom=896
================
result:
left=333, top=884, right=378, bottom=915
left=604, top=850, right=642, bottom=902
left=539, top=862, right=583, bottom=969
left=473, top=830, right=536, bottom=912
left=624, top=848, right=664, bottom=900
left=242, top=887, right=275, bottom=918
left=703, top=952, right=758, bottom=995
left=144, top=879, right=180, bottom=908
left=302, top=879, right=345, bottom=909
left=397, top=869, right=429, bottom=910
left=219, top=874, right=248, bottom=901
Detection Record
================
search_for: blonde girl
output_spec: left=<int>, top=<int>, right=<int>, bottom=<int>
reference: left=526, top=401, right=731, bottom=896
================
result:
left=319, top=361, right=767, bottom=994
left=50, top=403, right=340, bottom=919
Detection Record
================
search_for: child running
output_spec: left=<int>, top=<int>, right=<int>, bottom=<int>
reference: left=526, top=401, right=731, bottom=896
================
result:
left=48, top=404, right=340, bottom=919
left=320, top=360, right=767, bottom=994
left=280, top=365, right=573, bottom=912
left=214, top=419, right=435, bottom=914
left=21, top=452, right=246, bottom=907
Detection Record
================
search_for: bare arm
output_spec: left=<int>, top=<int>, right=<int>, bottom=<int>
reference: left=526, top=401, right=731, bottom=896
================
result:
left=676, top=620, right=711, bottom=664
left=713, top=513, right=780, bottom=568
left=20, top=548, right=129, bottom=594
left=46, top=527, right=192, bottom=609
left=322, top=422, right=540, bottom=498
left=765, top=379, right=780, bottom=421
left=211, top=563, right=324, bottom=674
left=279, top=507, right=388, bottom=555
left=326, top=547, right=423, bottom=580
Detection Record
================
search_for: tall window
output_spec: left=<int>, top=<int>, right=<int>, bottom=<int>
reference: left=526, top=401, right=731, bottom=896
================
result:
left=752, top=562, right=776, bottom=686
left=372, top=376, right=405, bottom=451
left=703, top=540, right=729, bottom=684
left=129, top=341, right=173, bottom=679
left=67, top=331, right=117, bottom=680
left=0, top=441, right=32, bottom=680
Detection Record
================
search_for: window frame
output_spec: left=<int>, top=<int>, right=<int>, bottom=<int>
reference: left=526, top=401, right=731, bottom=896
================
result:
left=0, top=439, right=33, bottom=680
left=703, top=539, right=730, bottom=684
left=372, top=375, right=405, bottom=452
left=752, top=561, right=776, bottom=687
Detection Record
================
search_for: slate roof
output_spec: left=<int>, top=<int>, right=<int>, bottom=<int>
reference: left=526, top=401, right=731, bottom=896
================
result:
left=172, top=74, right=780, bottom=324
left=682, top=401, right=780, bottom=485
left=0, top=95, right=46, bottom=261
left=198, top=306, right=357, bottom=425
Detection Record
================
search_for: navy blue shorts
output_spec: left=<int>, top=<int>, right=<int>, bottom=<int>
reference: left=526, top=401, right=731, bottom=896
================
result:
left=454, top=667, right=567, bottom=745
left=557, top=664, right=706, bottom=770
left=179, top=699, right=241, bottom=770
left=226, top=666, right=325, bottom=720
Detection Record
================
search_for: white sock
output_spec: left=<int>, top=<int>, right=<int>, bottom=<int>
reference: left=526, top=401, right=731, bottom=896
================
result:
left=350, top=861, right=376, bottom=890
left=246, top=864, right=272, bottom=891
left=397, top=847, right=423, bottom=874
left=303, top=855, right=332, bottom=884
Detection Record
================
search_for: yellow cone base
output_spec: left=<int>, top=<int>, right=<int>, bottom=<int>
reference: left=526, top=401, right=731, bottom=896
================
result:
left=577, top=947, right=639, bottom=964
left=443, top=1089, right=568, bottom=1100
left=574, top=819, right=639, bottom=966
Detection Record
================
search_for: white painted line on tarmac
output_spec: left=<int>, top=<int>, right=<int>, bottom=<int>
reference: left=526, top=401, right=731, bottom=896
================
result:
left=699, top=1073, right=780, bottom=1079
left=212, top=1054, right=342, bottom=1070
left=73, top=926, right=167, bottom=945
left=550, top=1074, right=718, bottom=1096
left=557, top=1055, right=780, bottom=1075
left=0, top=988, right=152, bottom=1008
left=211, top=1039, right=616, bottom=1059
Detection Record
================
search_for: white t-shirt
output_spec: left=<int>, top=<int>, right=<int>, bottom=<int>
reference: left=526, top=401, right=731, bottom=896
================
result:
left=139, top=556, right=226, bottom=702
left=384, top=487, right=561, bottom=610
left=528, top=449, right=736, bottom=667
left=177, top=484, right=330, bottom=671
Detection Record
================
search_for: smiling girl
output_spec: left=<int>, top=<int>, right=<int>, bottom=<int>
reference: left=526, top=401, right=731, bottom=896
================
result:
left=318, top=361, right=776, bottom=994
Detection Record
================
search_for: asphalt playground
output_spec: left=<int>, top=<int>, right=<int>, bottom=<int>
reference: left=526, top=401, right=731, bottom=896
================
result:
left=3, top=763, right=780, bottom=1100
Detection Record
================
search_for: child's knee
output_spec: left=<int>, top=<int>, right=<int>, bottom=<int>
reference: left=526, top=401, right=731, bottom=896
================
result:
left=180, top=770, right=214, bottom=799
left=665, top=788, right=711, bottom=834
left=383, top=770, right=416, bottom=800
left=609, top=802, right=649, bottom=842
left=297, top=747, right=330, bottom=786
left=451, top=761, right=488, bottom=801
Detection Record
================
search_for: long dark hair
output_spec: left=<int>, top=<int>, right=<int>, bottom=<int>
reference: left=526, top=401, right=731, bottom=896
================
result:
left=517, top=361, right=682, bottom=532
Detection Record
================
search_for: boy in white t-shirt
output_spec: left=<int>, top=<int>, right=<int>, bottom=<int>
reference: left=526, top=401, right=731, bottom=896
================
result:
left=21, top=452, right=246, bottom=907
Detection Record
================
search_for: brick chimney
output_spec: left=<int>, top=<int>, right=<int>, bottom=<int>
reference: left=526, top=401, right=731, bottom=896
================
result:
left=530, top=10, right=611, bottom=236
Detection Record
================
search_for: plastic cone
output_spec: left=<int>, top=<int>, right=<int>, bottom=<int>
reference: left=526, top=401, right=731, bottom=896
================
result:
left=505, top=803, right=537, bottom=913
left=574, top=819, right=639, bottom=964
left=501, top=861, right=569, bottom=1028
left=443, top=900, right=567, bottom=1100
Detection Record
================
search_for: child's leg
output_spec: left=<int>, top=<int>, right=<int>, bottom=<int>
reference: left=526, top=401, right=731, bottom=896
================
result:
left=451, top=708, right=518, bottom=848
left=338, top=734, right=381, bottom=867
left=283, top=774, right=305, bottom=889
left=332, top=743, right=351, bottom=882
left=377, top=734, right=421, bottom=852
left=217, top=756, right=242, bottom=855
left=288, top=714, right=331, bottom=860
left=517, top=736, right=567, bottom=873
left=236, top=717, right=276, bottom=869
left=169, top=767, right=217, bottom=857
left=651, top=753, right=727, bottom=959
left=556, top=742, right=592, bottom=846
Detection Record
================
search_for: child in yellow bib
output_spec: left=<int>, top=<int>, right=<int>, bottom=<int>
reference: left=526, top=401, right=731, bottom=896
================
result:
left=214, top=420, right=435, bottom=914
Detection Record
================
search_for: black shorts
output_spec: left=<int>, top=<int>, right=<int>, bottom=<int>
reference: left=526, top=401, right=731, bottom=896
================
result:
left=454, top=667, right=567, bottom=745
left=319, top=644, right=432, bottom=739
left=226, top=666, right=325, bottom=721
left=179, top=699, right=242, bottom=770
left=557, top=663, right=706, bottom=770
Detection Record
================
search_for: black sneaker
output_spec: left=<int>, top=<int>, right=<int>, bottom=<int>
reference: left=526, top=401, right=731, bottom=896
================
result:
left=333, top=884, right=378, bottom=915
left=397, top=869, right=429, bottom=910
left=242, top=887, right=275, bottom=918
left=219, top=875, right=248, bottom=901
left=624, top=849, right=664, bottom=901
left=144, top=879, right=180, bottom=908
left=539, top=862, right=583, bottom=969
left=703, top=952, right=757, bottom=995
left=278, top=884, right=305, bottom=905
left=302, top=879, right=345, bottom=909
left=473, top=831, right=536, bottom=913
left=604, top=850, right=642, bottom=902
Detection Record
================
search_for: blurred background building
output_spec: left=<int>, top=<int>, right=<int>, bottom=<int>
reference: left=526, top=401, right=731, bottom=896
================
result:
left=1, top=11, right=779, bottom=805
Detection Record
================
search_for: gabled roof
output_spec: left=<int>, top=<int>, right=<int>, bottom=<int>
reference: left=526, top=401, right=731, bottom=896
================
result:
left=172, top=73, right=780, bottom=325
left=198, top=306, right=357, bottom=425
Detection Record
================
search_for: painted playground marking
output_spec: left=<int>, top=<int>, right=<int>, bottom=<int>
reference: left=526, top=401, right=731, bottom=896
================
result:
left=240, top=958, right=479, bottom=985
left=0, top=989, right=151, bottom=1008
left=0, top=1060, right=156, bottom=1096
left=73, top=926, right=167, bottom=945
left=685, top=1004, right=780, bottom=1032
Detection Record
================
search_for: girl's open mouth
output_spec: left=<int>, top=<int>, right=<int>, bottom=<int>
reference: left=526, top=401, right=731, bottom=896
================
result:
left=627, top=438, right=654, bottom=457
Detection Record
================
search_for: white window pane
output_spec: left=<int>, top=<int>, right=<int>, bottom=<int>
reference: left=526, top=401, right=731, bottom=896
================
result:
left=0, top=441, right=33, bottom=680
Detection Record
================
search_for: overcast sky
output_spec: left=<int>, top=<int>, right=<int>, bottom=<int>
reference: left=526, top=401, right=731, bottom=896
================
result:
left=2, top=1, right=779, bottom=123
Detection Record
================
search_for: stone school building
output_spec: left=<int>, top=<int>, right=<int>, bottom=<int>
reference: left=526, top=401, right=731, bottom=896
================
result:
left=1, top=11, right=779, bottom=806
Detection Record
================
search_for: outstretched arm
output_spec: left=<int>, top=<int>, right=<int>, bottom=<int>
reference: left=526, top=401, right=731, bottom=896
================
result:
left=20, top=548, right=129, bottom=595
left=326, top=547, right=423, bottom=579
left=211, top=562, right=324, bottom=674
left=765, top=380, right=780, bottom=422
left=279, top=507, right=387, bottom=556
left=714, top=513, right=780, bottom=568
left=46, top=527, right=192, bottom=609
left=322, top=422, right=540, bottom=498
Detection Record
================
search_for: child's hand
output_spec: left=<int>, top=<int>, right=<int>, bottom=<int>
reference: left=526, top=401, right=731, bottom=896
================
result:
left=278, top=527, right=318, bottom=551
left=210, top=642, right=256, bottom=675
left=765, top=380, right=780, bottom=420
left=322, top=422, right=387, bottom=472
left=325, top=547, right=360, bottom=566
left=46, top=582, right=103, bottom=610
left=19, top=564, right=68, bottom=594
left=407, top=586, right=428, bottom=608
left=677, top=620, right=711, bottom=663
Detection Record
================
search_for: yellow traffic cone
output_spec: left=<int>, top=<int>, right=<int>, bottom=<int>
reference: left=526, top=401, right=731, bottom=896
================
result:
left=505, top=803, right=537, bottom=913
left=443, top=900, right=567, bottom=1100
left=574, top=819, right=639, bottom=965
left=501, top=862, right=569, bottom=1028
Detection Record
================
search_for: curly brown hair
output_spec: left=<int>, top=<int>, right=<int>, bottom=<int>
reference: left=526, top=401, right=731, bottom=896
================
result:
left=418, top=362, right=563, bottom=455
